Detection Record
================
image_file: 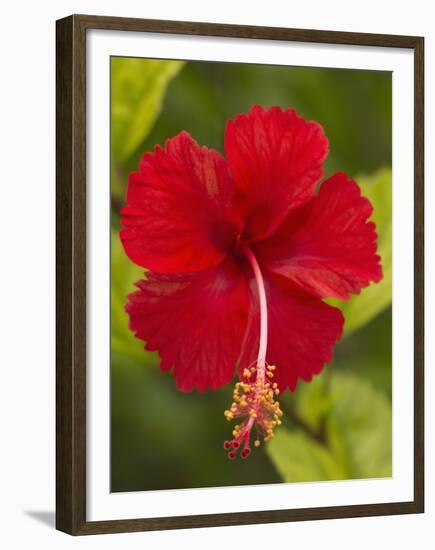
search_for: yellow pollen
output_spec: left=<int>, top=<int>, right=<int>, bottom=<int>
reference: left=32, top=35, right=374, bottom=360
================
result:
left=223, top=364, right=283, bottom=458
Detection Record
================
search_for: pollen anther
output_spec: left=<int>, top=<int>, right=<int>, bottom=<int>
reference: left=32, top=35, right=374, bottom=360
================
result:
left=223, top=364, right=283, bottom=459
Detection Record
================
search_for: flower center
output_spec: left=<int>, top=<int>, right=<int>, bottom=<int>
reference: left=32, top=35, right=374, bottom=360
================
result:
left=223, top=246, right=283, bottom=459
left=209, top=219, right=239, bottom=254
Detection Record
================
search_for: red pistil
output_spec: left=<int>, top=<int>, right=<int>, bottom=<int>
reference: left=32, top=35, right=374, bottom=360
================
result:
left=224, top=247, right=283, bottom=459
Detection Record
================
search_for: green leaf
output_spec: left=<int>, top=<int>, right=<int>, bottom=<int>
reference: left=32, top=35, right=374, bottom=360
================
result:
left=111, top=229, right=150, bottom=363
left=293, top=373, right=333, bottom=432
left=111, top=58, right=184, bottom=163
left=266, top=429, right=349, bottom=482
left=327, top=167, right=392, bottom=335
left=328, top=373, right=392, bottom=479
left=267, top=373, right=391, bottom=482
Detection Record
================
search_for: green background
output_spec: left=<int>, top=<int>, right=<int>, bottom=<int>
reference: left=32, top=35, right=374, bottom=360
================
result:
left=110, top=58, right=392, bottom=492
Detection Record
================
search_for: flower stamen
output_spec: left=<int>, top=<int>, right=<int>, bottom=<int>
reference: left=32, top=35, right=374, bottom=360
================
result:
left=224, top=247, right=283, bottom=459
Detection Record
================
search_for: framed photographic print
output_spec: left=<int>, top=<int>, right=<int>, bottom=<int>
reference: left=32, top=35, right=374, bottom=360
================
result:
left=56, top=14, right=424, bottom=535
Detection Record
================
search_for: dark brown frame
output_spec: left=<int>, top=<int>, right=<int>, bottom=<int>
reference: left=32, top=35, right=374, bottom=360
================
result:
left=56, top=14, right=425, bottom=536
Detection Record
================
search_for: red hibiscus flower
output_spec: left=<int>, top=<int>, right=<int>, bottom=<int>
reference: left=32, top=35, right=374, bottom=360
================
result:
left=120, top=105, right=382, bottom=459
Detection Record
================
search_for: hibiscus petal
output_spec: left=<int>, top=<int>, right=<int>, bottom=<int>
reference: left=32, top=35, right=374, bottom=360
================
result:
left=225, top=105, right=328, bottom=242
left=238, top=274, right=344, bottom=391
left=121, top=131, right=242, bottom=273
left=126, top=258, right=250, bottom=392
left=255, top=172, right=383, bottom=300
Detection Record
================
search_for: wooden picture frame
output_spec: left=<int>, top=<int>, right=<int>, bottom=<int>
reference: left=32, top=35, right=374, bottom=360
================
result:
left=56, top=14, right=424, bottom=535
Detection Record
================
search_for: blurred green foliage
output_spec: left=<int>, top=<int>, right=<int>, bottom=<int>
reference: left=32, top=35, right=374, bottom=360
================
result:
left=268, top=373, right=392, bottom=482
left=111, top=58, right=184, bottom=164
left=111, top=229, right=144, bottom=363
left=110, top=58, right=392, bottom=492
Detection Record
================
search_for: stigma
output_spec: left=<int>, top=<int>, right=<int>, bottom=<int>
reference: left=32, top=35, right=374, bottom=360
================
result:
left=224, top=245, right=283, bottom=459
